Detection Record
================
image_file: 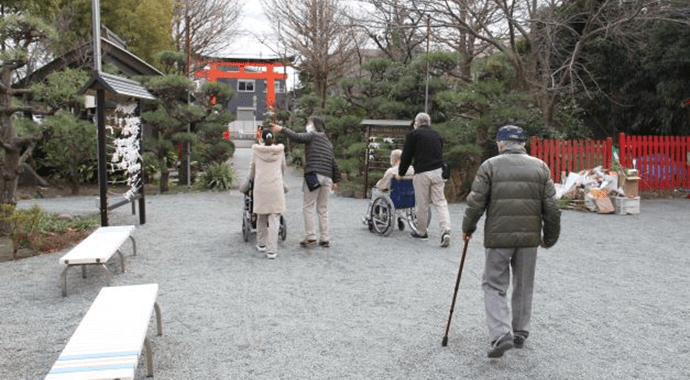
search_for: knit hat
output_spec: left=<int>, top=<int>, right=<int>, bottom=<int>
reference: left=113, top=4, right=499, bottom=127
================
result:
left=496, top=125, right=526, bottom=142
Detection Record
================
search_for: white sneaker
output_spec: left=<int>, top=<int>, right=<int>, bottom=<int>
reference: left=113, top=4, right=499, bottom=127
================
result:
left=266, top=252, right=277, bottom=259
left=441, top=232, right=451, bottom=248
left=256, top=244, right=266, bottom=252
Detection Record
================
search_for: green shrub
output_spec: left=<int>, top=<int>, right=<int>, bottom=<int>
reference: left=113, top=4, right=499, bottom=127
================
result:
left=0, top=204, right=99, bottom=259
left=196, top=162, right=235, bottom=191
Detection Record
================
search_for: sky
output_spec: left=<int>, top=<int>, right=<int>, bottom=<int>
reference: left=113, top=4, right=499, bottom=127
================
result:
left=226, top=3, right=276, bottom=58
left=221, top=3, right=299, bottom=89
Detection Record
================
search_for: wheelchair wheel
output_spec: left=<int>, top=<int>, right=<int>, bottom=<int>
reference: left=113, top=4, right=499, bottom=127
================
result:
left=242, top=212, right=251, bottom=242
left=398, top=218, right=405, bottom=231
left=370, top=197, right=394, bottom=236
left=279, top=215, right=287, bottom=241
left=407, top=206, right=432, bottom=235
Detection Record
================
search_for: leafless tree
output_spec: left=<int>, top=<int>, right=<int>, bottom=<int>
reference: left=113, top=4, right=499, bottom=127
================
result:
left=431, top=0, right=504, bottom=82
left=172, top=0, right=242, bottom=60
left=357, top=0, right=502, bottom=82
left=349, top=0, right=428, bottom=64
left=514, top=0, right=690, bottom=126
left=407, top=0, right=690, bottom=127
left=262, top=0, right=362, bottom=106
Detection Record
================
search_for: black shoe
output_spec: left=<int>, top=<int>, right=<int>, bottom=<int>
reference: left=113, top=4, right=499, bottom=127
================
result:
left=410, top=231, right=429, bottom=240
left=319, top=240, right=330, bottom=248
left=488, top=332, right=514, bottom=358
left=513, top=330, right=529, bottom=349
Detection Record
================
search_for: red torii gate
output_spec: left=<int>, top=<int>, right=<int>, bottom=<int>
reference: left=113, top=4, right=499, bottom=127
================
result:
left=194, top=57, right=291, bottom=113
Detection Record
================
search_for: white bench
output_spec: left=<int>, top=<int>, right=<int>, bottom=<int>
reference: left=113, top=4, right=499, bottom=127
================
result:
left=45, top=283, right=163, bottom=380
left=59, top=226, right=137, bottom=297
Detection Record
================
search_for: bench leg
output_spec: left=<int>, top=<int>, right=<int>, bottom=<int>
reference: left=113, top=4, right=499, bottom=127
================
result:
left=154, top=302, right=163, bottom=336
left=99, top=264, right=114, bottom=286
left=60, top=266, right=71, bottom=297
left=116, top=249, right=126, bottom=273
left=81, top=265, right=87, bottom=279
left=144, top=337, right=154, bottom=377
left=129, top=235, right=137, bottom=256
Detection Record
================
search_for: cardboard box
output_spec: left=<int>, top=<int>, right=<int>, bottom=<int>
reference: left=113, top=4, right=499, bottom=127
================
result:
left=612, top=196, right=640, bottom=215
left=623, top=176, right=641, bottom=197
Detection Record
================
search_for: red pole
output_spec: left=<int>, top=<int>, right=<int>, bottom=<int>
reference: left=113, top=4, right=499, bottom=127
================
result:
left=565, top=140, right=576, bottom=172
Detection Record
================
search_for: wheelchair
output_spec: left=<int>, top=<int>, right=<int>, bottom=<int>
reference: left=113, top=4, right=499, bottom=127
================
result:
left=241, top=181, right=287, bottom=243
left=363, top=178, right=431, bottom=236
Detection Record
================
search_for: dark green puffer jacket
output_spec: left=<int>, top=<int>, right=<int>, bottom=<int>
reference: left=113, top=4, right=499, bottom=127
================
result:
left=462, top=146, right=561, bottom=248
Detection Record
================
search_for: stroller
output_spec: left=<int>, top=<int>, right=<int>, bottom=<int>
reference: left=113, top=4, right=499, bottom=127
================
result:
left=241, top=179, right=287, bottom=242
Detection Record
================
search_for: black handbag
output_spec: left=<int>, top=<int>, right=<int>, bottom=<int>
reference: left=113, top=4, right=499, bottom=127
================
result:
left=442, top=162, right=450, bottom=180
left=304, top=171, right=321, bottom=191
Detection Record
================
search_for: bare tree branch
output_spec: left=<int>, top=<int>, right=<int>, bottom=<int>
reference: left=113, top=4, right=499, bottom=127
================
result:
left=0, top=106, right=38, bottom=115
left=348, top=0, right=428, bottom=64
left=263, top=0, right=362, bottom=105
left=172, top=0, right=243, bottom=58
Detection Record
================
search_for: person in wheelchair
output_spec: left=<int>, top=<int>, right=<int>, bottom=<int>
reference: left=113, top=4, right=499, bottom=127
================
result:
left=363, top=149, right=414, bottom=233
left=373, top=149, right=414, bottom=196
left=239, top=128, right=287, bottom=259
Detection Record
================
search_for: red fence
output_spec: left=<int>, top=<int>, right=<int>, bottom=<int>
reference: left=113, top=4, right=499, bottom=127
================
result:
left=529, top=137, right=613, bottom=184
left=618, top=133, right=690, bottom=192
left=530, top=134, right=690, bottom=192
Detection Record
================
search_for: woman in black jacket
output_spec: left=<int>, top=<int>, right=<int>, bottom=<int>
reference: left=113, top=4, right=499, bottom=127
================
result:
left=271, top=116, right=340, bottom=248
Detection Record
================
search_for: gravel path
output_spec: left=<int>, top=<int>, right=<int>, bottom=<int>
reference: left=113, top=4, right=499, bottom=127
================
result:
left=2, top=146, right=689, bottom=379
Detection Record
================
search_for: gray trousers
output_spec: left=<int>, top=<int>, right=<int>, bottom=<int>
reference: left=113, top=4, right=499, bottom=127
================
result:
left=482, top=246, right=538, bottom=342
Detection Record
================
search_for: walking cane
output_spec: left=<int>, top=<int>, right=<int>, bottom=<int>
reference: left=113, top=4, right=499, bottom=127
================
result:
left=441, top=238, right=470, bottom=347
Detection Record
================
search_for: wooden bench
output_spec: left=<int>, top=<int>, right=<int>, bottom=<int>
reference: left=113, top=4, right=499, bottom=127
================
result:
left=59, top=226, right=136, bottom=297
left=45, top=284, right=163, bottom=380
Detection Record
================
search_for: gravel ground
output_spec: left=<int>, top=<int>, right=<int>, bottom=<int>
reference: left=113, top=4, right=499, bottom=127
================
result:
left=2, top=146, right=689, bottom=380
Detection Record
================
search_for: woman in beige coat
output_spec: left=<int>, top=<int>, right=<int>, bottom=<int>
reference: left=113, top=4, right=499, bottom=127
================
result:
left=246, top=129, right=287, bottom=259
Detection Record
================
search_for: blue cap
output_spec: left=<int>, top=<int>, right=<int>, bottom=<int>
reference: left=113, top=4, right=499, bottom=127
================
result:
left=496, top=125, right=526, bottom=142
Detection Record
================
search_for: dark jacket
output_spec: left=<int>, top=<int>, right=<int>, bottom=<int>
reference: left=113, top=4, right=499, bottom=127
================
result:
left=281, top=128, right=340, bottom=182
left=398, top=125, right=444, bottom=176
left=462, top=145, right=561, bottom=248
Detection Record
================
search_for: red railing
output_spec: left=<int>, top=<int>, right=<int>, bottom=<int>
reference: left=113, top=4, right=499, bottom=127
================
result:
left=529, top=137, right=613, bottom=184
left=618, top=133, right=690, bottom=192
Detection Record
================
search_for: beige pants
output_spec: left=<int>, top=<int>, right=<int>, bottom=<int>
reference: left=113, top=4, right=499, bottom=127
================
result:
left=302, top=173, right=332, bottom=242
left=413, top=168, right=451, bottom=235
left=257, top=213, right=280, bottom=253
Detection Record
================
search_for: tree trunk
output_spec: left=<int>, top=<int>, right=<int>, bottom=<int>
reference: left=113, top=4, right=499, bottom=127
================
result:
left=68, top=163, right=80, bottom=195
left=1, top=75, right=20, bottom=209
left=21, top=163, right=51, bottom=187
left=0, top=149, right=20, bottom=206
left=68, top=177, right=80, bottom=195
left=0, top=64, right=16, bottom=233
left=159, top=170, right=170, bottom=193
left=543, top=95, right=558, bottom=128
left=0, top=141, right=20, bottom=234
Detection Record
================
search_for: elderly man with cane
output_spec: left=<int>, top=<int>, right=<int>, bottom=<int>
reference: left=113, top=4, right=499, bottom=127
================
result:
left=461, top=125, right=561, bottom=358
